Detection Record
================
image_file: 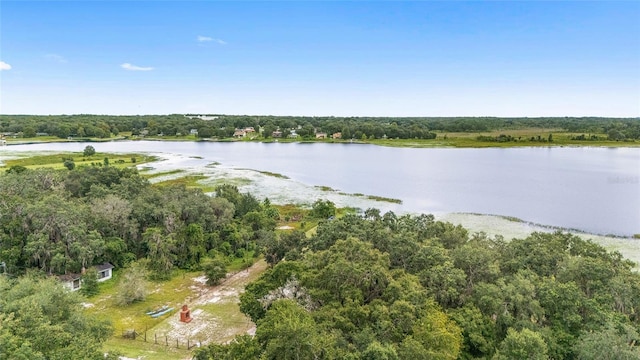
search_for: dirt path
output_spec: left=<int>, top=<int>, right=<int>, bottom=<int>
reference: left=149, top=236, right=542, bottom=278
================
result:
left=148, top=260, right=268, bottom=346
left=193, top=259, right=268, bottom=307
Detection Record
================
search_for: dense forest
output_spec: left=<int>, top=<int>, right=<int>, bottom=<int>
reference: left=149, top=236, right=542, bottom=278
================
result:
left=2, top=164, right=640, bottom=359
left=0, top=165, right=280, bottom=277
left=196, top=213, right=640, bottom=359
left=1, top=114, right=639, bottom=140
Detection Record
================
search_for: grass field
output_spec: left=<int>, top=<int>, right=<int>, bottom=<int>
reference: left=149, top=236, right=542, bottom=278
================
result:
left=86, top=268, right=202, bottom=331
left=104, top=337, right=193, bottom=360
left=1, top=152, right=155, bottom=171
left=367, top=129, right=639, bottom=148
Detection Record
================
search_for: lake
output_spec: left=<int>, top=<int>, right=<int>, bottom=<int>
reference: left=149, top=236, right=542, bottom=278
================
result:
left=2, top=141, right=639, bottom=237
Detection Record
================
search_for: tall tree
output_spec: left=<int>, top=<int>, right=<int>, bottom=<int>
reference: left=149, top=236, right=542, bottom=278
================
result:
left=143, top=227, right=175, bottom=279
left=255, top=300, right=323, bottom=360
left=494, top=328, right=549, bottom=360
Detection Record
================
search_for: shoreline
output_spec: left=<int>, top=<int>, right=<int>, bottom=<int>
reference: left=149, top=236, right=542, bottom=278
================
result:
left=2, top=146, right=638, bottom=263
left=2, top=136, right=639, bottom=149
left=452, top=212, right=638, bottom=240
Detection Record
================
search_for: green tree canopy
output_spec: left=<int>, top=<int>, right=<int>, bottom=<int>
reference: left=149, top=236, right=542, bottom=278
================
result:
left=0, top=275, right=113, bottom=360
left=83, top=145, right=96, bottom=156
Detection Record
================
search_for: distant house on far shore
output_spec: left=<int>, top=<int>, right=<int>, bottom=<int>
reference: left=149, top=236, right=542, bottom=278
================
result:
left=315, top=132, right=327, bottom=139
left=332, top=132, right=342, bottom=139
left=58, top=262, right=114, bottom=291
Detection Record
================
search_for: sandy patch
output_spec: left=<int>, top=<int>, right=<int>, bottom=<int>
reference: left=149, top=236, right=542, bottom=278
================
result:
left=204, top=296, right=221, bottom=304
left=162, top=310, right=219, bottom=339
left=192, top=275, right=207, bottom=285
left=246, top=325, right=257, bottom=336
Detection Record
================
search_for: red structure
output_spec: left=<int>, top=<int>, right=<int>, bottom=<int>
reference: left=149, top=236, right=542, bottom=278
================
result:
left=179, top=304, right=192, bottom=323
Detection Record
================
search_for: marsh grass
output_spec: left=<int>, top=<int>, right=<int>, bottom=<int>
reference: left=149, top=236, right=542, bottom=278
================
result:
left=366, top=195, right=403, bottom=204
left=348, top=192, right=402, bottom=204
left=315, top=185, right=337, bottom=192
left=154, top=175, right=216, bottom=192
left=142, top=169, right=185, bottom=179
left=254, top=170, right=290, bottom=179
left=207, top=177, right=253, bottom=188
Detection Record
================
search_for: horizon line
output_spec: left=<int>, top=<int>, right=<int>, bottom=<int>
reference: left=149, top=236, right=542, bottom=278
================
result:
left=1, top=113, right=639, bottom=119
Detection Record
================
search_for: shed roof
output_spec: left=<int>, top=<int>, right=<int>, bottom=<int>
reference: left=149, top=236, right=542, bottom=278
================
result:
left=95, top=262, right=114, bottom=271
left=58, top=273, right=81, bottom=282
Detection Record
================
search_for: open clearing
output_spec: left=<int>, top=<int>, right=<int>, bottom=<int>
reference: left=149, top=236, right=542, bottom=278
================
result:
left=95, top=260, right=268, bottom=360
left=150, top=260, right=268, bottom=344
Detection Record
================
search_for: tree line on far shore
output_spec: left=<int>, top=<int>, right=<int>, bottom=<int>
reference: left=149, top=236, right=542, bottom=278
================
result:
left=1, top=114, right=638, bottom=141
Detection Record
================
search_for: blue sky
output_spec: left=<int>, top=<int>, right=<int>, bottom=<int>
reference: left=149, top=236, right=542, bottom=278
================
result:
left=1, top=1, right=639, bottom=116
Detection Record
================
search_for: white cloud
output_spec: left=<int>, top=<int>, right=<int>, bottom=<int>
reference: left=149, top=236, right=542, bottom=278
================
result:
left=0, top=61, right=11, bottom=70
left=198, top=35, right=226, bottom=45
left=121, top=63, right=154, bottom=71
left=45, top=54, right=68, bottom=63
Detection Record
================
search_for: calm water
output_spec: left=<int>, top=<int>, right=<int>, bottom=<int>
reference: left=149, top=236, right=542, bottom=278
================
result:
left=2, top=141, right=639, bottom=236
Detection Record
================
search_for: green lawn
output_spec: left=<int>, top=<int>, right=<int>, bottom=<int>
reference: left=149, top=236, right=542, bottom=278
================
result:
left=86, top=269, right=202, bottom=331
